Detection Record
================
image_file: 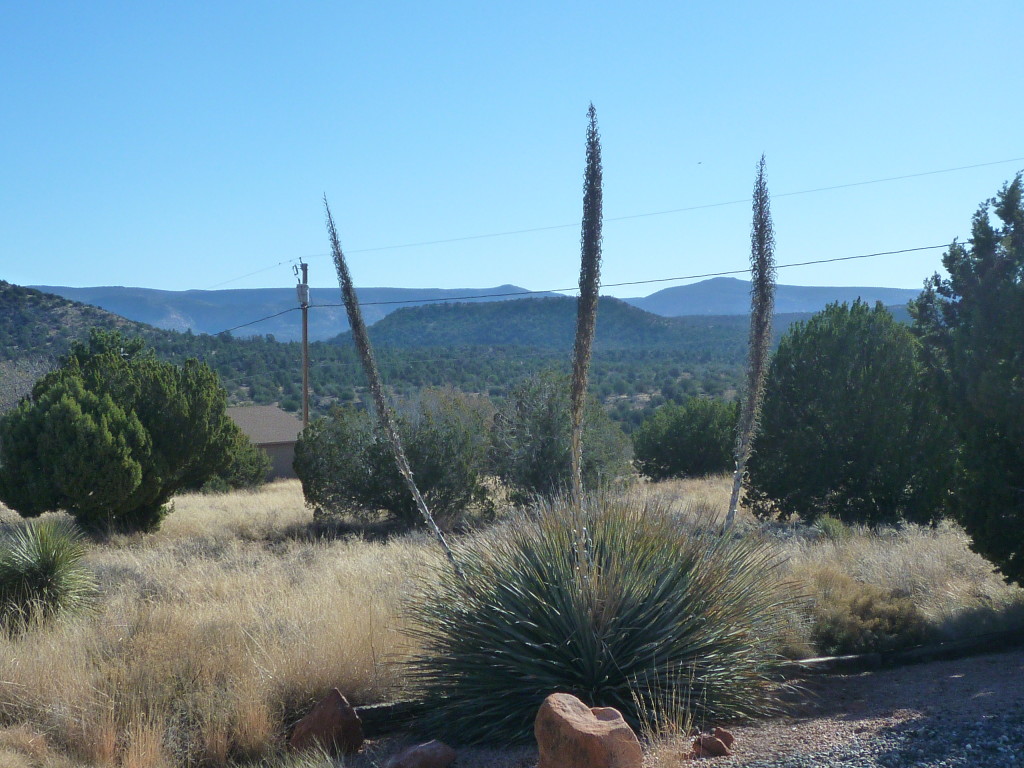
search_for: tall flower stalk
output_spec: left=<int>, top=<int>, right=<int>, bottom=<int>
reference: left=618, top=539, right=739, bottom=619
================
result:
left=323, top=199, right=463, bottom=578
left=570, top=104, right=604, bottom=506
left=726, top=155, right=776, bottom=528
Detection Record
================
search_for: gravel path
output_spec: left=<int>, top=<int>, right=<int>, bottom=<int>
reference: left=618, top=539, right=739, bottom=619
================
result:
left=710, top=648, right=1024, bottom=768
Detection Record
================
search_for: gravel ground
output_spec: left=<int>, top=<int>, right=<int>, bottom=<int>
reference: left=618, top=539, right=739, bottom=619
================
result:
left=710, top=648, right=1024, bottom=768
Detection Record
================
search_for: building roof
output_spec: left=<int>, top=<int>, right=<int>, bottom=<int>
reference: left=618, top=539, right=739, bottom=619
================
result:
left=227, top=405, right=304, bottom=446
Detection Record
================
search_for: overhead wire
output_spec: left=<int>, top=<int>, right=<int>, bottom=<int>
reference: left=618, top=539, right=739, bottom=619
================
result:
left=210, top=242, right=951, bottom=335
left=203, top=155, right=1023, bottom=288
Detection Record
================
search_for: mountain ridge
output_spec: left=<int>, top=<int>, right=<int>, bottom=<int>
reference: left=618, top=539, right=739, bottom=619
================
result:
left=33, top=278, right=921, bottom=343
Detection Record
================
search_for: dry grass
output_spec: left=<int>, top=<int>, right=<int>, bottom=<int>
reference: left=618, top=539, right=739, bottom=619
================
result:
left=782, top=518, right=1024, bottom=648
left=0, top=481, right=440, bottom=768
left=1, top=476, right=1022, bottom=768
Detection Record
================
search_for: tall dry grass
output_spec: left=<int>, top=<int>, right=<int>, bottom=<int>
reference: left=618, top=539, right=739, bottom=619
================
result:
left=1, top=476, right=1022, bottom=767
left=0, top=481, right=439, bottom=768
left=643, top=475, right=1024, bottom=652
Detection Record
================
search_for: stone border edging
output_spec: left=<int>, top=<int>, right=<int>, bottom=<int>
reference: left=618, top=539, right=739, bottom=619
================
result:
left=780, top=627, right=1024, bottom=677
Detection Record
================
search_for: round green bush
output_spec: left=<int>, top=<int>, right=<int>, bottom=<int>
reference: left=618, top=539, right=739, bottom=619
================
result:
left=633, top=397, right=738, bottom=480
left=406, top=494, right=792, bottom=744
left=0, top=518, right=95, bottom=629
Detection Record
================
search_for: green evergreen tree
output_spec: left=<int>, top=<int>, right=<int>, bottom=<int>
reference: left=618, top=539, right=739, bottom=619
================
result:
left=911, top=173, right=1024, bottom=584
left=745, top=301, right=952, bottom=526
left=294, top=388, right=493, bottom=530
left=0, top=330, right=243, bottom=532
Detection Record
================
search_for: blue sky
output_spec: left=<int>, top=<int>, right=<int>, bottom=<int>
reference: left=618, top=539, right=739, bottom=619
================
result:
left=2, top=1, right=1022, bottom=299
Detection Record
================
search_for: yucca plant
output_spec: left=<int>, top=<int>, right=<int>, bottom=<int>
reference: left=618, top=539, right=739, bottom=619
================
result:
left=726, top=155, right=777, bottom=527
left=406, top=493, right=793, bottom=744
left=323, top=199, right=462, bottom=578
left=569, top=103, right=604, bottom=505
left=0, top=517, right=95, bottom=629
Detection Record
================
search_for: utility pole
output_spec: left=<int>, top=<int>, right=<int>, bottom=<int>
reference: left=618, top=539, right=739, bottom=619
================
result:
left=294, top=260, right=310, bottom=428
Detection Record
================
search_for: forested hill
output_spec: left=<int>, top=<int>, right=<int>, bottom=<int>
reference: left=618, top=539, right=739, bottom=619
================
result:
left=0, top=281, right=159, bottom=362
left=340, top=295, right=816, bottom=355
left=0, top=280, right=914, bottom=428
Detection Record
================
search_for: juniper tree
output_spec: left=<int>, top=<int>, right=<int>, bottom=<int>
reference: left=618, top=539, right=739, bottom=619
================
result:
left=910, top=173, right=1024, bottom=584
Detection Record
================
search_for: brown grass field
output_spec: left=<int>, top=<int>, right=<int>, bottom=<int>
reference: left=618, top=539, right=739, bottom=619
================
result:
left=0, top=477, right=1021, bottom=768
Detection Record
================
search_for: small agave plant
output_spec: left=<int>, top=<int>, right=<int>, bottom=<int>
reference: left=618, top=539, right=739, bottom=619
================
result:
left=0, top=517, right=95, bottom=630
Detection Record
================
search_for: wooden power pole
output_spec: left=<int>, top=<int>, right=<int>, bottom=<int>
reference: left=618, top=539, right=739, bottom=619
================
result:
left=295, top=260, right=310, bottom=428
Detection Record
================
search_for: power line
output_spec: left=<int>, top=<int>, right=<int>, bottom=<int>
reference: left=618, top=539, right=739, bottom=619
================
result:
left=312, top=245, right=949, bottom=309
left=210, top=242, right=948, bottom=336
left=216, top=307, right=299, bottom=335
left=203, top=156, right=1023, bottom=288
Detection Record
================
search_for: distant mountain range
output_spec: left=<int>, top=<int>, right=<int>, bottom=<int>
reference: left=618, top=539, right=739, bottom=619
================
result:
left=2, top=279, right=918, bottom=419
left=30, top=284, right=558, bottom=343
left=31, top=277, right=921, bottom=343
left=622, top=277, right=920, bottom=316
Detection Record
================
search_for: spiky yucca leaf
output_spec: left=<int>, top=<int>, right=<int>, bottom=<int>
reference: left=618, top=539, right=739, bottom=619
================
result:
left=406, top=494, right=793, bottom=744
left=0, top=518, right=95, bottom=628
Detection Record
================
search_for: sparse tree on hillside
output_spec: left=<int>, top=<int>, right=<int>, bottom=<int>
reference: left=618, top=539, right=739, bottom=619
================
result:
left=726, top=155, right=776, bottom=527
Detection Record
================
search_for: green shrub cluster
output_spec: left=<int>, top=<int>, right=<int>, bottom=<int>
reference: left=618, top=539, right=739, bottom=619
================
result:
left=294, top=387, right=494, bottom=530
left=295, top=374, right=634, bottom=529
left=632, top=397, right=738, bottom=480
left=406, top=494, right=792, bottom=743
left=490, top=372, right=633, bottom=504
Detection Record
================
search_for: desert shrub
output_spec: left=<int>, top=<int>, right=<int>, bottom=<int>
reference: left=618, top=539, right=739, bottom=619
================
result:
left=815, top=515, right=851, bottom=542
left=0, top=330, right=243, bottom=533
left=406, top=493, right=792, bottom=744
left=745, top=300, right=953, bottom=526
left=294, top=388, right=493, bottom=530
left=806, top=568, right=930, bottom=655
left=0, top=518, right=94, bottom=629
left=633, top=397, right=738, bottom=480
left=490, top=372, right=633, bottom=503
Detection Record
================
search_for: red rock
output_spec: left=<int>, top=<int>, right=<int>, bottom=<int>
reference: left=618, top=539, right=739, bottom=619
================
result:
left=535, top=693, right=642, bottom=768
left=713, top=727, right=735, bottom=748
left=384, top=740, right=456, bottom=768
left=289, top=688, right=363, bottom=755
left=690, top=734, right=732, bottom=758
